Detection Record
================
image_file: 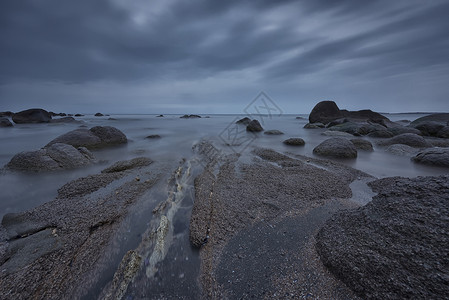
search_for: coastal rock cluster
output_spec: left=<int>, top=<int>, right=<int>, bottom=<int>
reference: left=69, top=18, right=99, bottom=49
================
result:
left=0, top=108, right=88, bottom=126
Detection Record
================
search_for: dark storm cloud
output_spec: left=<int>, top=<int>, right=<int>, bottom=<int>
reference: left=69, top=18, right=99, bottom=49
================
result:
left=1, top=0, right=448, bottom=113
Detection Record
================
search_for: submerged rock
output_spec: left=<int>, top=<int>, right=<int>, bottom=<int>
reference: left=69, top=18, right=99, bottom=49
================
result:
left=180, top=114, right=201, bottom=119
left=282, top=138, right=305, bottom=146
left=385, top=144, right=419, bottom=157
left=264, top=130, right=284, bottom=135
left=46, top=126, right=127, bottom=149
left=304, top=122, right=325, bottom=129
left=322, top=130, right=353, bottom=138
left=316, top=175, right=449, bottom=299
left=146, top=134, right=161, bottom=139
left=246, top=120, right=263, bottom=132
left=12, top=109, right=52, bottom=124
left=101, top=157, right=152, bottom=173
left=412, top=147, right=449, bottom=167
left=6, top=143, right=94, bottom=172
left=94, top=112, right=104, bottom=117
left=50, top=117, right=78, bottom=123
left=313, top=138, right=357, bottom=159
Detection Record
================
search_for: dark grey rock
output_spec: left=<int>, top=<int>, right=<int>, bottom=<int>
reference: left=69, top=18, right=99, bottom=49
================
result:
left=304, top=122, right=325, bottom=129
left=322, top=131, right=353, bottom=137
left=236, top=117, right=251, bottom=125
left=0, top=117, right=13, bottom=127
left=180, top=114, right=201, bottom=119
left=246, top=120, right=263, bottom=132
left=350, top=139, right=373, bottom=151
left=316, top=175, right=449, bottom=300
left=94, top=113, right=104, bottom=117
left=437, top=126, right=449, bottom=138
left=6, top=143, right=94, bottom=172
left=156, top=114, right=164, bottom=117
left=50, top=117, right=78, bottom=123
left=74, top=114, right=84, bottom=117
left=387, top=126, right=422, bottom=136
left=0, top=111, right=13, bottom=117
left=283, top=138, right=305, bottom=146
left=378, top=133, right=431, bottom=148
left=413, top=121, right=445, bottom=136
left=412, top=147, right=449, bottom=167
left=410, top=113, right=449, bottom=126
left=264, top=130, right=284, bottom=135
left=367, top=130, right=394, bottom=138
left=46, top=126, right=127, bottom=149
left=313, top=138, right=358, bottom=159
left=12, top=109, right=52, bottom=124
left=146, top=134, right=161, bottom=139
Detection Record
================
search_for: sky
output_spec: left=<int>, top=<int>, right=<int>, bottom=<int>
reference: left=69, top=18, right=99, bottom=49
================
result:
left=1, top=0, right=448, bottom=114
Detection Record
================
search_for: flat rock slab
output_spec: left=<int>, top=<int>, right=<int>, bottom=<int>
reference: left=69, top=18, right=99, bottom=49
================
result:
left=316, top=175, right=449, bottom=299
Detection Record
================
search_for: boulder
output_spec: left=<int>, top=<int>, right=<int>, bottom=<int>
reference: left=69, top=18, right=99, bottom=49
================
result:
left=0, top=117, right=13, bottom=127
left=316, top=175, right=449, bottom=300
left=387, top=126, right=422, bottom=136
left=410, top=113, right=449, bottom=126
left=412, top=147, right=449, bottom=167
left=309, top=101, right=343, bottom=124
left=102, top=157, right=152, bottom=173
left=304, top=122, right=325, bottom=129
left=0, top=111, right=13, bottom=117
left=378, top=133, right=431, bottom=148
left=367, top=130, right=394, bottom=138
left=412, top=121, right=445, bottom=136
left=156, top=115, right=164, bottom=117
left=309, top=101, right=388, bottom=125
left=6, top=143, right=94, bottom=172
left=437, top=126, right=449, bottom=138
left=74, top=114, right=84, bottom=117
left=350, top=139, right=373, bottom=151
left=313, top=138, right=357, bottom=159
left=50, top=117, right=78, bottom=123
left=236, top=117, right=251, bottom=125
left=12, top=109, right=52, bottom=124
left=282, top=138, right=305, bottom=146
left=46, top=126, right=127, bottom=149
left=246, top=120, right=263, bottom=132
left=180, top=114, right=201, bottom=119
left=94, top=113, right=104, bottom=117
left=385, top=144, right=419, bottom=157
left=264, top=130, right=284, bottom=135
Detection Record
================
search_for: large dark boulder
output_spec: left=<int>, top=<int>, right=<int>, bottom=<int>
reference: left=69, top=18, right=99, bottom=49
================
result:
left=378, top=133, right=431, bottom=148
left=236, top=117, right=251, bottom=125
left=0, top=111, right=13, bottom=117
left=437, top=126, right=449, bottom=138
left=309, top=101, right=343, bottom=124
left=309, top=101, right=388, bottom=125
left=413, top=121, right=445, bottom=136
left=12, top=109, right=52, bottom=124
left=316, top=175, right=449, bottom=299
left=94, top=113, right=104, bottom=117
left=246, top=120, right=263, bottom=132
left=46, top=126, right=127, bottom=149
left=283, top=138, right=305, bottom=146
left=6, top=143, right=94, bottom=172
left=410, top=113, right=449, bottom=126
left=0, top=117, right=13, bottom=127
left=313, top=138, right=357, bottom=158
left=350, top=139, right=373, bottom=151
left=412, top=147, right=449, bottom=167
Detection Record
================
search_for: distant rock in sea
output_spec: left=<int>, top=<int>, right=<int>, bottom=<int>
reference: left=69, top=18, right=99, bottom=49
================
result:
left=246, top=119, right=263, bottom=132
left=236, top=117, right=251, bottom=125
left=264, top=130, right=284, bottom=135
left=12, top=108, right=52, bottom=124
left=95, top=112, right=104, bottom=117
left=180, top=114, right=201, bottom=119
left=46, top=126, right=127, bottom=149
left=146, top=134, right=161, bottom=139
left=156, top=114, right=164, bottom=117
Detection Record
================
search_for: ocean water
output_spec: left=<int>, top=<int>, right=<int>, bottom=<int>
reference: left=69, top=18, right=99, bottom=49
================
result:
left=0, top=113, right=448, bottom=218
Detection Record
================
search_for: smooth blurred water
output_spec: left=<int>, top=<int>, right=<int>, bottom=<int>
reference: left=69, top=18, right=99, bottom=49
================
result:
left=0, top=113, right=448, bottom=218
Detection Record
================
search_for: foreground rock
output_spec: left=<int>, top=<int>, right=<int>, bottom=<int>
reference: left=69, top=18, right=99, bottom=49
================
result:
left=246, top=119, right=263, bottom=132
left=236, top=117, right=251, bottom=125
left=313, top=138, right=358, bottom=158
left=350, top=139, right=373, bottom=151
left=46, top=126, right=127, bottom=149
left=309, top=101, right=388, bottom=125
left=12, top=109, right=52, bottom=124
left=6, top=143, right=94, bottom=172
left=190, top=142, right=369, bottom=299
left=0, top=117, right=13, bottom=127
left=316, top=175, right=449, bottom=299
left=283, top=138, right=305, bottom=146
left=377, top=133, right=431, bottom=148
left=0, top=158, right=161, bottom=299
left=385, top=144, right=419, bottom=157
left=412, top=147, right=449, bottom=167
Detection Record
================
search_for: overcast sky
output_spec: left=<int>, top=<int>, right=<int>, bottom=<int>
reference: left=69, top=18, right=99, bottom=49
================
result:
left=1, top=0, right=448, bottom=114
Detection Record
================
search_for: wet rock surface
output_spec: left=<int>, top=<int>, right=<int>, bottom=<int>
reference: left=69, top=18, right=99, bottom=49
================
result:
left=377, top=133, right=431, bottom=148
left=313, top=137, right=358, bottom=158
left=350, top=138, right=373, bottom=151
left=0, top=117, right=13, bottom=127
left=235, top=117, right=251, bottom=125
left=190, top=143, right=369, bottom=299
left=264, top=129, right=284, bottom=135
left=246, top=119, right=263, bottom=132
left=316, top=175, right=449, bottom=300
left=385, top=144, right=419, bottom=157
left=0, top=157, right=162, bottom=299
left=283, top=137, right=305, bottom=146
